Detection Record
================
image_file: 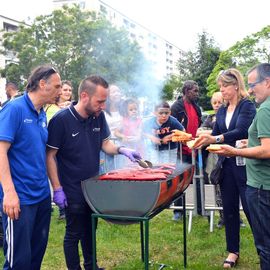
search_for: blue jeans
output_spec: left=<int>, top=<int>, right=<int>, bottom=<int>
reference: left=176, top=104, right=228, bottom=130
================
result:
left=246, top=185, right=270, bottom=270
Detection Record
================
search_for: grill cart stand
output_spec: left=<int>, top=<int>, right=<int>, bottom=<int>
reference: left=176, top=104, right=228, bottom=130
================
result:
left=91, top=192, right=187, bottom=270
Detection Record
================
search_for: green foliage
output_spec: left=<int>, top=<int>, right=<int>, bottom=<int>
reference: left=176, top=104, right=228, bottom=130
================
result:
left=207, top=25, right=270, bottom=96
left=206, top=51, right=234, bottom=96
left=161, top=74, right=181, bottom=100
left=1, top=5, right=146, bottom=99
left=177, top=31, right=221, bottom=110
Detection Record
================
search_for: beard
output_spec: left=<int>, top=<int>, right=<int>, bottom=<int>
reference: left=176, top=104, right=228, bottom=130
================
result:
left=85, top=106, right=102, bottom=117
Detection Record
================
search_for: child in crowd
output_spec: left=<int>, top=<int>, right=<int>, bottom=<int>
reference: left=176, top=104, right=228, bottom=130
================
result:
left=114, top=98, right=142, bottom=149
left=114, top=98, right=143, bottom=166
left=143, top=101, right=184, bottom=164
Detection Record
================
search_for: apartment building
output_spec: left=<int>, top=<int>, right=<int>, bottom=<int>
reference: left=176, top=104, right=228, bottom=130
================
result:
left=53, top=0, right=184, bottom=79
left=0, top=15, right=23, bottom=103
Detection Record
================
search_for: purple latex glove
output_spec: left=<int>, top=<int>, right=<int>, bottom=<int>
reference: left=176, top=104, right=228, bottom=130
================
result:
left=53, top=187, right=68, bottom=209
left=118, top=147, right=142, bottom=162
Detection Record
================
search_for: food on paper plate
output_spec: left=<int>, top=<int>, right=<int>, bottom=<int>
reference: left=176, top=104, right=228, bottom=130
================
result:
left=171, top=130, right=192, bottom=142
left=206, top=144, right=226, bottom=151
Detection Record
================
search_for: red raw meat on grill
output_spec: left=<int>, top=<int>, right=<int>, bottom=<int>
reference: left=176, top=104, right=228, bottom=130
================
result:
left=99, top=167, right=174, bottom=181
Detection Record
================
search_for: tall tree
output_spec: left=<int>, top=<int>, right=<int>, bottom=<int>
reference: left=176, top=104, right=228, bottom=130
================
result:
left=207, top=25, right=270, bottom=96
left=177, top=31, right=221, bottom=110
left=1, top=5, right=146, bottom=98
left=162, top=74, right=181, bottom=101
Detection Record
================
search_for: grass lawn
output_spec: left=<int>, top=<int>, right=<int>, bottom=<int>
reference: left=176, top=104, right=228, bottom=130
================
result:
left=0, top=208, right=260, bottom=269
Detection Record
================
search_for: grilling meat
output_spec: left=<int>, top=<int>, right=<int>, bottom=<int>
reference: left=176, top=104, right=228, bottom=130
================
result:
left=99, top=165, right=175, bottom=181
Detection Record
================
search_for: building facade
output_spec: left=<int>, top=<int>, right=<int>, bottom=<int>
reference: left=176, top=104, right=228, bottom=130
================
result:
left=53, top=0, right=184, bottom=79
left=0, top=15, right=23, bottom=104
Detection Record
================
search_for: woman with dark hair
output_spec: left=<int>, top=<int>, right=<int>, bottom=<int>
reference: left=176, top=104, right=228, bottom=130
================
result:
left=194, top=68, right=256, bottom=268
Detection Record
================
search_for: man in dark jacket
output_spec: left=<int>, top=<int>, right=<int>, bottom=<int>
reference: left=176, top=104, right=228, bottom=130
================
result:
left=1, top=82, right=20, bottom=107
left=171, top=80, right=202, bottom=220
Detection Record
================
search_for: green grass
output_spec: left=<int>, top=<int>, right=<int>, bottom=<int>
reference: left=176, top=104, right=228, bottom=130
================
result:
left=0, top=208, right=260, bottom=269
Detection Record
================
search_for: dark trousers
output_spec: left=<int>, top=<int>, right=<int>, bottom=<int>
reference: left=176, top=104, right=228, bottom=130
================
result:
left=246, top=186, right=270, bottom=270
left=174, top=154, right=192, bottom=214
left=64, top=203, right=97, bottom=270
left=1, top=196, right=51, bottom=270
left=220, top=158, right=251, bottom=253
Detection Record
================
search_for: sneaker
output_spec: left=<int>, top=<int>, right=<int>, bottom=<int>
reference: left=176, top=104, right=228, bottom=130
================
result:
left=217, top=219, right=224, bottom=229
left=172, top=212, right=182, bottom=221
left=240, top=219, right=246, bottom=228
left=58, top=214, right=65, bottom=220
left=58, top=207, right=65, bottom=220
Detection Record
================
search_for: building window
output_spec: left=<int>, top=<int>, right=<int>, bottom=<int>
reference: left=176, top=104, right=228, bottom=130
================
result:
left=100, top=5, right=107, bottom=14
left=3, top=22, right=18, bottom=32
left=79, top=1, right=85, bottom=9
left=123, top=19, right=129, bottom=26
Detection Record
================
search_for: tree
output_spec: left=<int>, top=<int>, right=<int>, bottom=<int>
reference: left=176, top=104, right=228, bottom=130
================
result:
left=161, top=74, right=181, bottom=101
left=176, top=31, right=221, bottom=110
left=1, top=5, right=146, bottom=98
left=207, top=25, right=270, bottom=96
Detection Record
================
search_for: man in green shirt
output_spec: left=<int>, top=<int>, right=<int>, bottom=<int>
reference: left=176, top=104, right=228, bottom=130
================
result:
left=210, top=63, right=270, bottom=270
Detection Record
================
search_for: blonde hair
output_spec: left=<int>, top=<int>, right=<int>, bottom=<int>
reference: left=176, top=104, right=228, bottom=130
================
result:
left=211, top=91, right=223, bottom=103
left=216, top=68, right=248, bottom=104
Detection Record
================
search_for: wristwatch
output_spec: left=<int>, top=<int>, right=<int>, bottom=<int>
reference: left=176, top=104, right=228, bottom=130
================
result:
left=215, top=135, right=222, bottom=143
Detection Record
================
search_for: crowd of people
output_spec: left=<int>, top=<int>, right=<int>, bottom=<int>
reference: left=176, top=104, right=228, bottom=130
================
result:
left=0, top=62, right=269, bottom=270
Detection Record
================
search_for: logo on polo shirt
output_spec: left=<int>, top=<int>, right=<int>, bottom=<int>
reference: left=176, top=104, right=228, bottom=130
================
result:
left=93, top=128, right=100, bottom=132
left=24, top=118, right=33, bottom=123
left=72, top=132, right=79, bottom=137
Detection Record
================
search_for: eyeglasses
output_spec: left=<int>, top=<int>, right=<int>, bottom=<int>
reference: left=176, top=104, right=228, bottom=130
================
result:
left=37, top=67, right=57, bottom=81
left=220, top=70, right=237, bottom=80
left=27, top=67, right=57, bottom=90
left=248, top=79, right=265, bottom=89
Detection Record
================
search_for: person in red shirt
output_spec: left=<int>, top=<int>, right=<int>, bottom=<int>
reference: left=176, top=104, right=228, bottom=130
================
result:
left=171, top=80, right=202, bottom=220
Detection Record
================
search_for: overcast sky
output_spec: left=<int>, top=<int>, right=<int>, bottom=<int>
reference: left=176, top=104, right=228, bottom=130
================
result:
left=1, top=0, right=270, bottom=51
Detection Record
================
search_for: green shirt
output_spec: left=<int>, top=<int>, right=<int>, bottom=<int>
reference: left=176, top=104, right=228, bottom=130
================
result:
left=246, top=96, right=270, bottom=190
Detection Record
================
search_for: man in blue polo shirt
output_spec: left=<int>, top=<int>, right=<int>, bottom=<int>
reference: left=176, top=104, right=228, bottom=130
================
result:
left=0, top=65, right=62, bottom=269
left=47, top=75, right=141, bottom=270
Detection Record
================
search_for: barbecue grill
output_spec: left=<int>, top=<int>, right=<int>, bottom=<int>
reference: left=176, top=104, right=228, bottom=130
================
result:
left=82, top=162, right=194, bottom=270
left=82, top=162, right=194, bottom=224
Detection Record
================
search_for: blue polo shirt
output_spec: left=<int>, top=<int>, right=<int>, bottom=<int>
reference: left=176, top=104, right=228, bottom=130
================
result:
left=143, top=115, right=184, bottom=150
left=0, top=92, right=50, bottom=204
left=47, top=104, right=110, bottom=204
